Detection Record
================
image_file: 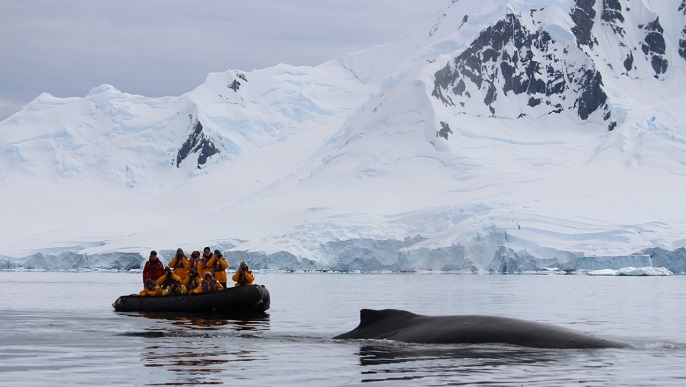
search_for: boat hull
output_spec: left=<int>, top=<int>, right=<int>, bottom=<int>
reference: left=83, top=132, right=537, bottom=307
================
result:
left=112, top=285, right=270, bottom=314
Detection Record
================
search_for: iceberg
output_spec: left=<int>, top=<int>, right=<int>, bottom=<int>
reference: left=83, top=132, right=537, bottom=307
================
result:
left=587, top=267, right=674, bottom=276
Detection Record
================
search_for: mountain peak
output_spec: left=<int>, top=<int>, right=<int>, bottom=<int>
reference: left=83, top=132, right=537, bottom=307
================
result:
left=87, top=84, right=121, bottom=96
left=1, top=0, right=686, bottom=272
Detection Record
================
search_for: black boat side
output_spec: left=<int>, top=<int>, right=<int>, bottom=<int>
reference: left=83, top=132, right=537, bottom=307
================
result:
left=113, top=284, right=270, bottom=314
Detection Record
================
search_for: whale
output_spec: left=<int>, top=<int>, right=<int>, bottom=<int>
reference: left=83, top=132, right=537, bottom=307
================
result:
left=334, top=309, right=628, bottom=349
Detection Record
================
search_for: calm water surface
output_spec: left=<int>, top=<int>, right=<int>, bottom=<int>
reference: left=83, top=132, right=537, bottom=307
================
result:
left=0, top=272, right=684, bottom=386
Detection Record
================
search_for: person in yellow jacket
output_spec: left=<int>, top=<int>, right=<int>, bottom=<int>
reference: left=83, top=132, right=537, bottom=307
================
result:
left=197, top=247, right=216, bottom=277
left=163, top=281, right=187, bottom=296
left=168, top=248, right=190, bottom=279
left=187, top=250, right=202, bottom=277
left=183, top=268, right=202, bottom=293
left=211, top=249, right=229, bottom=288
left=156, top=267, right=183, bottom=290
left=232, top=261, right=254, bottom=287
left=193, top=272, right=224, bottom=294
left=140, top=279, right=164, bottom=296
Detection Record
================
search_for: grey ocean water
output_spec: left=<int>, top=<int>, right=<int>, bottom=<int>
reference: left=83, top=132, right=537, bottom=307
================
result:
left=0, top=271, right=684, bottom=386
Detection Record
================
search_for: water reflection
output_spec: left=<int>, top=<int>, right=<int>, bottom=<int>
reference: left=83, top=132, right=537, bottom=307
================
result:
left=142, top=341, right=243, bottom=385
left=355, top=343, right=562, bottom=383
left=127, top=313, right=270, bottom=386
left=130, top=312, right=270, bottom=333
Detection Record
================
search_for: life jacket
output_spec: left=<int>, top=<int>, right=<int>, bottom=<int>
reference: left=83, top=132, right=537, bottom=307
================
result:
left=172, top=255, right=186, bottom=269
left=187, top=277, right=201, bottom=290
left=213, top=258, right=226, bottom=272
left=160, top=273, right=178, bottom=289
left=201, top=279, right=219, bottom=293
left=166, top=284, right=186, bottom=295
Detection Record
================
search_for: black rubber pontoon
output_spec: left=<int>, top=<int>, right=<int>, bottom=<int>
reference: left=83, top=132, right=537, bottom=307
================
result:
left=112, top=284, right=270, bottom=314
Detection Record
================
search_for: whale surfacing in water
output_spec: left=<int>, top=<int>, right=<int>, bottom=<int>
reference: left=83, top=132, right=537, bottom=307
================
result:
left=334, top=309, right=628, bottom=349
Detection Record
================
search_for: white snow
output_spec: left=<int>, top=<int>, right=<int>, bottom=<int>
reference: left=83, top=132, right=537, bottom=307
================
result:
left=1, top=0, right=685, bottom=272
left=587, top=267, right=674, bottom=276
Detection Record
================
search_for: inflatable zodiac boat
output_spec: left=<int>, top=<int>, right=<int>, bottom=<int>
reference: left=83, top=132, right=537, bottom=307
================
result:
left=112, top=285, right=270, bottom=314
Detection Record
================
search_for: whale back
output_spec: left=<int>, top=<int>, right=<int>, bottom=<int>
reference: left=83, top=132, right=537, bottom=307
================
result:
left=334, top=308, right=628, bottom=349
left=358, top=308, right=417, bottom=327
left=334, top=309, right=410, bottom=340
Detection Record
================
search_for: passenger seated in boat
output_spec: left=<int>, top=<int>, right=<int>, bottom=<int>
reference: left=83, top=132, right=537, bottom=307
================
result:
left=232, top=261, right=254, bottom=287
left=183, top=268, right=202, bottom=293
left=163, top=281, right=188, bottom=296
left=212, top=249, right=229, bottom=288
left=139, top=279, right=164, bottom=296
left=156, top=267, right=183, bottom=289
left=168, top=248, right=190, bottom=279
left=193, top=272, right=224, bottom=294
left=198, top=247, right=216, bottom=277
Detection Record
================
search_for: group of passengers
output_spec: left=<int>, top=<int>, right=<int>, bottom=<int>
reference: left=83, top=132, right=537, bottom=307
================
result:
left=140, top=247, right=254, bottom=296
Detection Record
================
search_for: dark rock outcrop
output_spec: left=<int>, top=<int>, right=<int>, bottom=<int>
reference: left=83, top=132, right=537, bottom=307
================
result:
left=641, top=18, right=668, bottom=77
left=596, top=1, right=672, bottom=78
left=176, top=118, right=220, bottom=169
left=571, top=0, right=597, bottom=48
left=432, top=13, right=610, bottom=123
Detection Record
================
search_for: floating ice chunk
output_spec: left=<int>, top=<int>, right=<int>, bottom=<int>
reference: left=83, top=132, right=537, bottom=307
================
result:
left=587, top=267, right=673, bottom=276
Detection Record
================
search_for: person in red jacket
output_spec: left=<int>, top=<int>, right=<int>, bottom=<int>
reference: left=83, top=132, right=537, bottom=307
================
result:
left=142, top=250, right=165, bottom=283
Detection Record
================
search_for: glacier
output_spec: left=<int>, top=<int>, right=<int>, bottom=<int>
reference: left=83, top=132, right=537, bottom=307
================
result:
left=1, top=0, right=686, bottom=273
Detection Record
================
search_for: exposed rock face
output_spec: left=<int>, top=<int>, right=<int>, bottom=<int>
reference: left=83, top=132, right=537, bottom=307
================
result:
left=176, top=118, right=220, bottom=168
left=437, top=121, right=452, bottom=140
left=572, top=0, right=672, bottom=78
left=228, top=73, right=247, bottom=92
left=431, top=13, right=611, bottom=125
left=596, top=0, right=674, bottom=79
left=641, top=18, right=668, bottom=77
left=431, top=0, right=686, bottom=136
left=601, top=0, right=624, bottom=34
left=572, top=0, right=597, bottom=48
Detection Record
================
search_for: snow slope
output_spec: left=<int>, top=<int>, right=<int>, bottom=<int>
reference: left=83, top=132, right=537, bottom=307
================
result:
left=1, top=0, right=686, bottom=272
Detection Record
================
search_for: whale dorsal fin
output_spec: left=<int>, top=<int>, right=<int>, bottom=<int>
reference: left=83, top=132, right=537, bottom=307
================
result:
left=359, top=309, right=418, bottom=327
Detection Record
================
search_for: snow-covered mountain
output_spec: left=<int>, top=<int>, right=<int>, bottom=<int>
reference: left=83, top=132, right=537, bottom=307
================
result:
left=2, top=0, right=686, bottom=273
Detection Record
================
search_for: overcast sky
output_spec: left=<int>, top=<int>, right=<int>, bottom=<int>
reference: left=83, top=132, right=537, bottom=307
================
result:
left=0, top=0, right=446, bottom=121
